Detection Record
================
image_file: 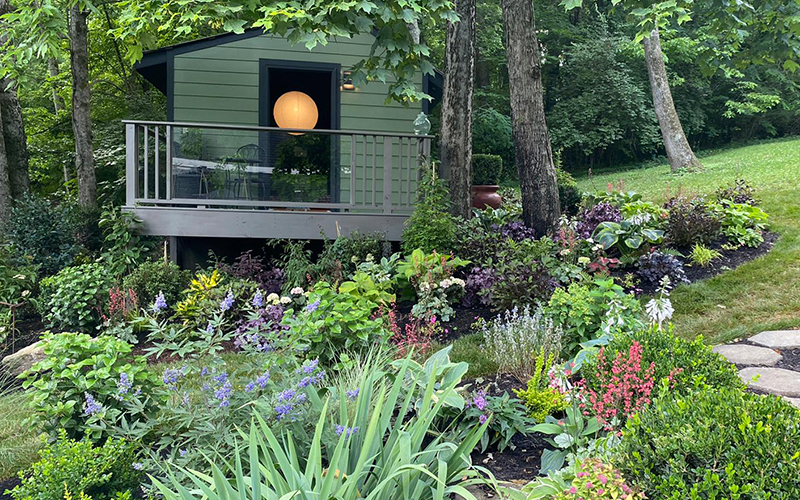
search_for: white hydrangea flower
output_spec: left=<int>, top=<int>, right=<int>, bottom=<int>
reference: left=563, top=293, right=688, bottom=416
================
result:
left=290, top=287, right=304, bottom=295
left=578, top=256, right=591, bottom=265
left=439, top=278, right=453, bottom=289
left=280, top=296, right=292, bottom=305
left=451, top=278, right=466, bottom=287
left=266, top=293, right=280, bottom=304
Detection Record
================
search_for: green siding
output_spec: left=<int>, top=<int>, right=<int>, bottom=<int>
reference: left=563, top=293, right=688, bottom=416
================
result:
left=172, top=33, right=421, bottom=210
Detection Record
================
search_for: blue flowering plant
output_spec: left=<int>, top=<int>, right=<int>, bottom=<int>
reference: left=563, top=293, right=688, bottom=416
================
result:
left=139, top=354, right=328, bottom=489
left=21, top=332, right=162, bottom=443
left=151, top=355, right=492, bottom=500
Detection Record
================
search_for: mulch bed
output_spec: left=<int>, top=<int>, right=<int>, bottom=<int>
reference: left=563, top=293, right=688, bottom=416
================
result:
left=0, top=477, right=21, bottom=500
left=630, top=230, right=778, bottom=296
left=463, top=373, right=550, bottom=483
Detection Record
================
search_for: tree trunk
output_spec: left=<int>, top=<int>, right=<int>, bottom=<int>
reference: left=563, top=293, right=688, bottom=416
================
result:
left=643, top=28, right=702, bottom=173
left=0, top=0, right=30, bottom=200
left=439, top=0, right=476, bottom=219
left=48, top=57, right=65, bottom=113
left=0, top=82, right=30, bottom=199
left=68, top=5, right=96, bottom=207
left=500, top=0, right=560, bottom=236
left=0, top=105, right=12, bottom=221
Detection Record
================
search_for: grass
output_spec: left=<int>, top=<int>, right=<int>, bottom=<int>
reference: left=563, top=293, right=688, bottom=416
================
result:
left=573, top=137, right=800, bottom=344
left=0, top=388, right=41, bottom=481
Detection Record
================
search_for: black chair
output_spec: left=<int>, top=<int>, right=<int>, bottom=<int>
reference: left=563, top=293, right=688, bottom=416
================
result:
left=234, top=144, right=269, bottom=200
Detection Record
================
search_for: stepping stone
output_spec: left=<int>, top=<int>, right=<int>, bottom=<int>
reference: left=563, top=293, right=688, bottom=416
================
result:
left=738, top=367, right=800, bottom=397
left=784, top=397, right=800, bottom=409
left=749, top=330, right=800, bottom=349
left=713, top=344, right=782, bottom=366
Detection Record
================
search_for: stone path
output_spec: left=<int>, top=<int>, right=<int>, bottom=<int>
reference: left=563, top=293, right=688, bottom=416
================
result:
left=713, top=329, right=800, bottom=407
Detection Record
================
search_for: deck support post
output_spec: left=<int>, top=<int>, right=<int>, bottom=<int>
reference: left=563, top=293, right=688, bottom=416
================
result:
left=125, top=123, right=139, bottom=206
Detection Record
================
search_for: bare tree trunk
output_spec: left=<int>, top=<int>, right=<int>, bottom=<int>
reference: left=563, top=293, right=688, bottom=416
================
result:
left=0, top=105, right=12, bottom=221
left=439, top=0, right=476, bottom=219
left=643, top=28, right=702, bottom=173
left=0, top=0, right=30, bottom=200
left=0, top=82, right=30, bottom=199
left=48, top=58, right=65, bottom=113
left=68, top=5, right=96, bottom=207
left=501, top=0, right=560, bottom=236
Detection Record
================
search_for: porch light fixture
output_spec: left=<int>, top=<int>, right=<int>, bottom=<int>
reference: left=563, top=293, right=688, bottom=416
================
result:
left=342, top=70, right=355, bottom=90
left=273, top=91, right=319, bottom=133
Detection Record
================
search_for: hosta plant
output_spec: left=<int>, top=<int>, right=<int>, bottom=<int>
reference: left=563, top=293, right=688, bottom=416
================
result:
left=152, top=355, right=492, bottom=500
left=593, top=219, right=664, bottom=259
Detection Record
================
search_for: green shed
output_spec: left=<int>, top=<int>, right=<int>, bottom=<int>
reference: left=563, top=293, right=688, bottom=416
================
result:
left=124, top=29, right=440, bottom=258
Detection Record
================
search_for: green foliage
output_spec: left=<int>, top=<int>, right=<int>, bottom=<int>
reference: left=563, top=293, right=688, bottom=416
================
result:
left=556, top=168, right=582, bottom=216
left=514, top=350, right=568, bottom=422
left=312, top=231, right=390, bottom=284
left=150, top=355, right=488, bottom=500
left=488, top=238, right=561, bottom=310
left=532, top=405, right=602, bottom=475
left=0, top=246, right=39, bottom=344
left=689, top=243, right=722, bottom=267
left=10, top=431, right=139, bottom=500
left=545, top=279, right=642, bottom=356
left=442, top=391, right=532, bottom=453
left=472, top=154, right=502, bottom=185
left=615, top=388, right=800, bottom=499
left=110, top=0, right=456, bottom=104
left=2, top=196, right=83, bottom=276
left=472, top=108, right=514, bottom=179
left=281, top=280, right=390, bottom=363
left=272, top=240, right=314, bottom=291
left=21, top=332, right=161, bottom=442
left=711, top=200, right=769, bottom=247
left=39, top=263, right=114, bottom=331
left=396, top=249, right=469, bottom=321
left=583, top=326, right=743, bottom=396
left=402, top=163, right=458, bottom=255
left=593, top=219, right=664, bottom=259
left=121, top=260, right=191, bottom=310
left=98, top=207, right=152, bottom=279
left=553, top=459, right=644, bottom=500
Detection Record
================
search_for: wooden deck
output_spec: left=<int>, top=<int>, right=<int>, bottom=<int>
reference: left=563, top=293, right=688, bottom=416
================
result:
left=123, top=120, right=432, bottom=241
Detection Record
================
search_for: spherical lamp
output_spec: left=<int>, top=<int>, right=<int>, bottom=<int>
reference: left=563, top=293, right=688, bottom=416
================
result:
left=273, top=91, right=319, bottom=133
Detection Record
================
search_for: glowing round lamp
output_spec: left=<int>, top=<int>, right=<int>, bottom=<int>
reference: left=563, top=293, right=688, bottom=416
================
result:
left=273, top=91, right=319, bottom=134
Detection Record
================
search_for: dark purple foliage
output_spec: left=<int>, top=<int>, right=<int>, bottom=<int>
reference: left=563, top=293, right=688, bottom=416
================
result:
left=234, top=304, right=288, bottom=352
left=663, top=197, right=721, bottom=247
left=463, top=267, right=499, bottom=308
left=221, top=250, right=285, bottom=293
left=492, top=220, right=537, bottom=242
left=637, top=251, right=689, bottom=285
left=576, top=202, right=622, bottom=239
left=492, top=262, right=558, bottom=310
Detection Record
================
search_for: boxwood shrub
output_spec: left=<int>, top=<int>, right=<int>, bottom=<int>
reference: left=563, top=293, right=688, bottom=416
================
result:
left=122, top=260, right=191, bottom=311
left=615, top=388, right=800, bottom=499
left=472, top=154, right=503, bottom=185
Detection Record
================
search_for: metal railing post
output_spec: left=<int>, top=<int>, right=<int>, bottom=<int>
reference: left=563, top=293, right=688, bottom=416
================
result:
left=125, top=123, right=139, bottom=206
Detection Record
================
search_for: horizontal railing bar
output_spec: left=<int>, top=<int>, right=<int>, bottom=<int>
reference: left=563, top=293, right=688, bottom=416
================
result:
left=135, top=198, right=379, bottom=210
left=123, top=120, right=435, bottom=140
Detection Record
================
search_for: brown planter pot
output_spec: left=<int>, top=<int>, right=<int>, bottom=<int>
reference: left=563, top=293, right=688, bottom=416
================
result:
left=471, top=185, right=502, bottom=210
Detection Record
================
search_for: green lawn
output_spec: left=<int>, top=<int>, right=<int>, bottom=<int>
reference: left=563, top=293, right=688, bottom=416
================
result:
left=0, top=388, right=40, bottom=481
left=574, top=137, right=800, bottom=344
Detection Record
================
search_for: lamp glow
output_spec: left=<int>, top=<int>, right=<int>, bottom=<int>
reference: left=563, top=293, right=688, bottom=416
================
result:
left=273, top=91, right=319, bottom=133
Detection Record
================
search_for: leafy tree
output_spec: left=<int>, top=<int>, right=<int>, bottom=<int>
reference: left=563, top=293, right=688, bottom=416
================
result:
left=562, top=0, right=800, bottom=173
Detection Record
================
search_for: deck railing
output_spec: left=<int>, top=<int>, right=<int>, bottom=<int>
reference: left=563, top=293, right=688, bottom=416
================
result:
left=124, top=120, right=433, bottom=214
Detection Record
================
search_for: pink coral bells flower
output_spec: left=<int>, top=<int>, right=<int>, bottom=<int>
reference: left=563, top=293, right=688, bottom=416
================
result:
left=586, top=481, right=594, bottom=489
left=599, top=474, right=608, bottom=484
left=568, top=487, right=577, bottom=494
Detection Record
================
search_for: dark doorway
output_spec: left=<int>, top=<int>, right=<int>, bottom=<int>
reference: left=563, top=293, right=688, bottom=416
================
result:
left=259, top=60, right=341, bottom=204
